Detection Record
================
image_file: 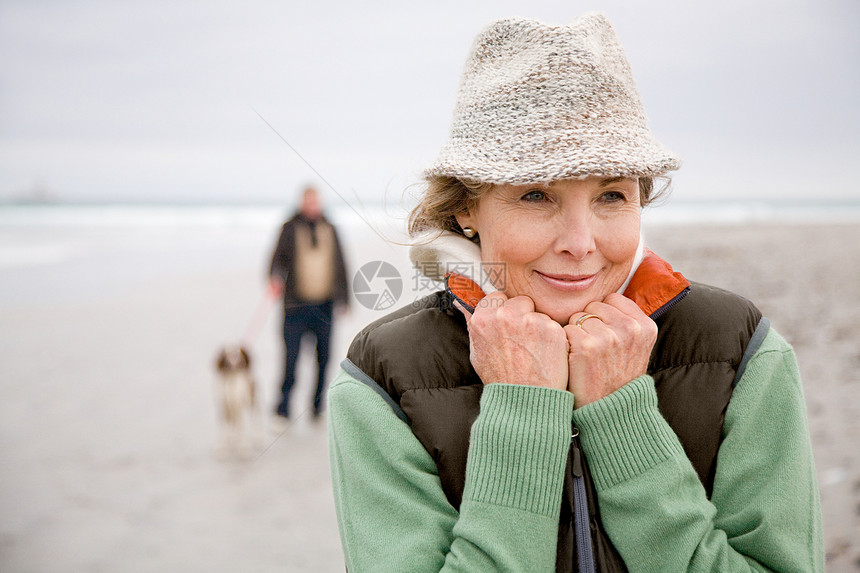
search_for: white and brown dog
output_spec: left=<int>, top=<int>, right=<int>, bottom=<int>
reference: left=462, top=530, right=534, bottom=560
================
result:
left=214, top=345, right=262, bottom=457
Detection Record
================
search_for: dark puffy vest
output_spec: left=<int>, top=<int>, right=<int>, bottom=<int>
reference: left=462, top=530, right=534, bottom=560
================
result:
left=344, top=283, right=767, bottom=572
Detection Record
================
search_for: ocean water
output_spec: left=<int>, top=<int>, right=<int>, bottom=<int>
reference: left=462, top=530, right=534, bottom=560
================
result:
left=2, top=198, right=859, bottom=228
left=641, top=199, right=860, bottom=225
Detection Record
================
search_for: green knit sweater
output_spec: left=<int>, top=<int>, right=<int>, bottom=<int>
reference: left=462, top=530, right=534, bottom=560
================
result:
left=327, top=328, right=824, bottom=572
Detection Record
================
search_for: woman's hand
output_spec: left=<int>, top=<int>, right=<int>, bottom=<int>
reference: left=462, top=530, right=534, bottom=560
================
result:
left=564, top=293, right=658, bottom=408
left=459, top=292, right=569, bottom=391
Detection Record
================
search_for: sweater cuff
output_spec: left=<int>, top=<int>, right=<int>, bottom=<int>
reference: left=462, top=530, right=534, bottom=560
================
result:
left=573, top=376, right=685, bottom=491
left=464, top=384, right=573, bottom=517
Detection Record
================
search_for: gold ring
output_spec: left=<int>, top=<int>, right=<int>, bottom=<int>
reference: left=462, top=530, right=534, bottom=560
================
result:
left=575, top=313, right=603, bottom=329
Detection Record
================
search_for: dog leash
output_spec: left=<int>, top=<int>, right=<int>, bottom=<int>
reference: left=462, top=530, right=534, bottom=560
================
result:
left=240, top=288, right=279, bottom=348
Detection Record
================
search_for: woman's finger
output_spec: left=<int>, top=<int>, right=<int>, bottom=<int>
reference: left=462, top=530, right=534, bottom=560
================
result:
left=570, top=312, right=605, bottom=331
left=602, top=292, right=651, bottom=320
left=564, top=297, right=657, bottom=408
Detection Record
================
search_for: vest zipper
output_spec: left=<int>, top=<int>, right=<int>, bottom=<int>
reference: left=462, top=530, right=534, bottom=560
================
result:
left=649, top=285, right=690, bottom=320
left=571, top=427, right=596, bottom=573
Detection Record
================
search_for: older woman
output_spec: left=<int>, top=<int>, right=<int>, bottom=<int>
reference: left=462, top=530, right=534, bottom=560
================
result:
left=328, top=13, right=823, bottom=573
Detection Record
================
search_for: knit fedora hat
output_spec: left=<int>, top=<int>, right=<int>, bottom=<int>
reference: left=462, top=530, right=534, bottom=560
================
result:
left=425, top=13, right=681, bottom=184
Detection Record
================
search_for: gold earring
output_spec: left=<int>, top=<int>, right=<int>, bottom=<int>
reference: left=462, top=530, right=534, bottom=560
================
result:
left=462, top=227, right=476, bottom=238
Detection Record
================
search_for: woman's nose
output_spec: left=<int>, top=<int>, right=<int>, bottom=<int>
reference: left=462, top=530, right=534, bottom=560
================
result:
left=553, top=209, right=596, bottom=259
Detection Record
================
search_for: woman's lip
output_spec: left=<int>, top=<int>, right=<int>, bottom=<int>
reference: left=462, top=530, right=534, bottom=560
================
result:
left=536, top=271, right=598, bottom=291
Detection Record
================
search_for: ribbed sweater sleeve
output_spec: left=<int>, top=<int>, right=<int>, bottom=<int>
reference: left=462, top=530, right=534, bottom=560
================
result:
left=328, top=374, right=573, bottom=572
left=572, top=328, right=824, bottom=572
left=464, top=384, right=571, bottom=515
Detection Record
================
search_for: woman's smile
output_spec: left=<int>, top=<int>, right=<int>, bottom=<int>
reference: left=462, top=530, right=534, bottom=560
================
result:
left=535, top=270, right=600, bottom=291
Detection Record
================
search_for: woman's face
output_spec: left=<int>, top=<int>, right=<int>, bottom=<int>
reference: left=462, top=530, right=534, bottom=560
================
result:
left=457, top=177, right=641, bottom=325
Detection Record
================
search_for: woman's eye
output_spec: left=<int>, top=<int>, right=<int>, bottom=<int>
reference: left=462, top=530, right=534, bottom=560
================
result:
left=521, top=190, right=547, bottom=202
left=600, top=191, right=626, bottom=203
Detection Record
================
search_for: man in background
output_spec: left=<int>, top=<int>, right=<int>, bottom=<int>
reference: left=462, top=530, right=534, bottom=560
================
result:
left=269, top=185, right=349, bottom=424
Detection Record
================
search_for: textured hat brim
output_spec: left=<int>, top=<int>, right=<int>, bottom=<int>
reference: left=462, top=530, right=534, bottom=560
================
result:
left=426, top=127, right=681, bottom=184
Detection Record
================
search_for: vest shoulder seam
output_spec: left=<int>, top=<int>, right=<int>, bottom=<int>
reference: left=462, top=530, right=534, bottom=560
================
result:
left=732, top=316, right=771, bottom=388
left=347, top=294, right=450, bottom=360
left=340, top=358, right=410, bottom=425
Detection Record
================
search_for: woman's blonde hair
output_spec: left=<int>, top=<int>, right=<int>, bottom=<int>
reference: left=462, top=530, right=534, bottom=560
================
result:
left=408, top=176, right=665, bottom=238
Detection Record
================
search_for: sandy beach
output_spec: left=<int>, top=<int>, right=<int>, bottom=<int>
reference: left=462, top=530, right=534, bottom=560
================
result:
left=1, top=209, right=858, bottom=572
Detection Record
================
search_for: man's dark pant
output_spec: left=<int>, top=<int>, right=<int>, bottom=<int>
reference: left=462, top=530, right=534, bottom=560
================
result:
left=277, top=301, right=332, bottom=418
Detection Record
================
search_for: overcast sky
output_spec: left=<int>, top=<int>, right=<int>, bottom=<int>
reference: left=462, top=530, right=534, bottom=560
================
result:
left=1, top=0, right=858, bottom=205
